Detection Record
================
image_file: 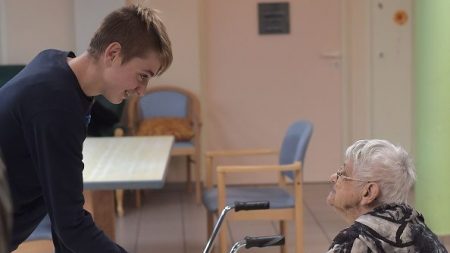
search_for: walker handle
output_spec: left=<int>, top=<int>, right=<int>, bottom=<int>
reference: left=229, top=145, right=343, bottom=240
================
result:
left=234, top=201, right=270, bottom=212
left=244, top=235, right=285, bottom=248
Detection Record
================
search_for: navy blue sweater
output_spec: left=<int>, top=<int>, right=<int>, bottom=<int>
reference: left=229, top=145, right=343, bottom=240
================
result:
left=0, top=50, right=127, bottom=252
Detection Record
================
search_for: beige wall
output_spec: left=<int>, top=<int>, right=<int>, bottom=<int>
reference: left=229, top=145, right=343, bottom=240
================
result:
left=1, top=0, right=74, bottom=64
left=135, top=0, right=202, bottom=95
left=0, top=0, right=413, bottom=183
left=73, top=0, right=124, bottom=55
left=0, top=0, right=347, bottom=183
left=129, top=0, right=203, bottom=182
left=204, top=0, right=343, bottom=182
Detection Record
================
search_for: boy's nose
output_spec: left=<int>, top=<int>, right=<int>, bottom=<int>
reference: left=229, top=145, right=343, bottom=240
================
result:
left=135, top=83, right=146, bottom=96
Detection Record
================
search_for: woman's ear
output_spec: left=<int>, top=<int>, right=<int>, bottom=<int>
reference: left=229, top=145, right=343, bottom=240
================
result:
left=361, top=182, right=379, bottom=206
left=103, top=42, right=122, bottom=66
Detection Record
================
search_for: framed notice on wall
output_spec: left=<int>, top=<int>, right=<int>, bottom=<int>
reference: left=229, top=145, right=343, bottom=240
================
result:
left=258, top=2, right=290, bottom=35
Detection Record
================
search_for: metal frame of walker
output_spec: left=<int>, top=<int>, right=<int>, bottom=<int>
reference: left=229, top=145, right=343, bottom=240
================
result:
left=202, top=201, right=285, bottom=253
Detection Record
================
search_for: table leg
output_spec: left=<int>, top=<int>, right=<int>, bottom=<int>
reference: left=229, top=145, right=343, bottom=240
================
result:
left=83, top=190, right=116, bottom=241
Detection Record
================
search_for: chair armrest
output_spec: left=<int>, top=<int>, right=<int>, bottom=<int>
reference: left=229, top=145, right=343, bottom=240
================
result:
left=114, top=127, right=125, bottom=137
left=217, top=162, right=301, bottom=174
left=206, top=149, right=279, bottom=158
left=113, top=123, right=128, bottom=137
left=215, top=162, right=302, bottom=211
left=204, top=148, right=279, bottom=189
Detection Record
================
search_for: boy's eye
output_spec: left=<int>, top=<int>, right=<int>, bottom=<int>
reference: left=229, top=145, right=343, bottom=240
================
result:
left=138, top=74, right=149, bottom=82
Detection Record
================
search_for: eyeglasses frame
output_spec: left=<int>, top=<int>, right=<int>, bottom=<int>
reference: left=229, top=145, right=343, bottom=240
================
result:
left=333, top=165, right=371, bottom=183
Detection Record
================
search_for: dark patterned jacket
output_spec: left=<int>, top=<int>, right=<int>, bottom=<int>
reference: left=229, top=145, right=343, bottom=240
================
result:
left=327, top=203, right=448, bottom=252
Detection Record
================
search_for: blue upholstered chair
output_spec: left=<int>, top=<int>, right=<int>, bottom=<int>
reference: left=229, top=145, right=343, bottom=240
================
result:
left=115, top=85, right=202, bottom=215
left=202, top=120, right=313, bottom=253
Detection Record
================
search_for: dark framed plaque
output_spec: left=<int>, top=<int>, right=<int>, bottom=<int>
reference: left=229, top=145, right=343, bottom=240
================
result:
left=258, top=2, right=290, bottom=35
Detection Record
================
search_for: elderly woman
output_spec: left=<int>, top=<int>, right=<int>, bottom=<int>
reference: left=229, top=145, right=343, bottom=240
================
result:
left=326, top=139, right=447, bottom=252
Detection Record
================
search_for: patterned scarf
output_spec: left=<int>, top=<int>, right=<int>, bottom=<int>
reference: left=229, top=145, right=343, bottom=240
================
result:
left=327, top=203, right=448, bottom=252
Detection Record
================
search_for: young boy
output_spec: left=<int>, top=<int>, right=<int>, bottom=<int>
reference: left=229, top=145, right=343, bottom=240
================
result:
left=0, top=5, right=172, bottom=252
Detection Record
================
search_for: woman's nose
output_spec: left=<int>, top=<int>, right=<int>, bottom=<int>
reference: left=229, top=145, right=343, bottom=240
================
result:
left=329, top=173, right=337, bottom=183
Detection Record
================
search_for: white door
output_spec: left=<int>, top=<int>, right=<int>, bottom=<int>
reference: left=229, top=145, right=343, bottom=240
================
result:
left=343, top=0, right=413, bottom=152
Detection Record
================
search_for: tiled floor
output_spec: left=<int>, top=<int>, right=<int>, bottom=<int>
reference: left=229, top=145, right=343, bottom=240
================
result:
left=115, top=183, right=450, bottom=253
left=13, top=183, right=450, bottom=253
left=115, top=183, right=347, bottom=253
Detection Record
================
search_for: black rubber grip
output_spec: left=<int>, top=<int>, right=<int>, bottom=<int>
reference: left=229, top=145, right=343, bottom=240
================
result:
left=244, top=235, right=285, bottom=248
left=234, top=201, right=270, bottom=212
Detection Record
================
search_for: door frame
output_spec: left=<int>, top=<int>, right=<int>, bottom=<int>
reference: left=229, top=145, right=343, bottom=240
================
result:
left=341, top=0, right=373, bottom=150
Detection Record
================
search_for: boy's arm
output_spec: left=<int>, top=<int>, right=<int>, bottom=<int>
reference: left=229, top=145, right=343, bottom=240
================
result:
left=24, top=110, right=127, bottom=253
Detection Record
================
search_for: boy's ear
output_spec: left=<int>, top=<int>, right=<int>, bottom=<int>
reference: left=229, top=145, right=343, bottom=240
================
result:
left=360, top=182, right=379, bottom=206
left=104, top=42, right=122, bottom=66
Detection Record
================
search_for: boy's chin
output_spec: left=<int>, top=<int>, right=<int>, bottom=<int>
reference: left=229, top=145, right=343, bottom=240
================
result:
left=104, top=96, right=124, bottom=105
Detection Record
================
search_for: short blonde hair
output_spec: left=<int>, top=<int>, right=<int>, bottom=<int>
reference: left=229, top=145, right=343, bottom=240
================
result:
left=88, top=5, right=173, bottom=76
left=346, top=139, right=416, bottom=204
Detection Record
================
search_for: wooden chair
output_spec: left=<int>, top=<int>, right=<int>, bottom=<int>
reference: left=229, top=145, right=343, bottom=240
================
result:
left=202, top=120, right=313, bottom=253
left=115, top=85, right=202, bottom=216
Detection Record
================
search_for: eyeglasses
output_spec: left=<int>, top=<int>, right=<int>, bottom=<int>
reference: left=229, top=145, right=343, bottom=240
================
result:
left=333, top=166, right=369, bottom=182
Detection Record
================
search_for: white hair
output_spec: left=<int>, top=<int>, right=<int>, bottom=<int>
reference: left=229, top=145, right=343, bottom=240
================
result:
left=345, top=139, right=416, bottom=204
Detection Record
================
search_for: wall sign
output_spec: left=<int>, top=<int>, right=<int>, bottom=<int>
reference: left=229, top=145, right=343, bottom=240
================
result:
left=258, top=2, right=290, bottom=35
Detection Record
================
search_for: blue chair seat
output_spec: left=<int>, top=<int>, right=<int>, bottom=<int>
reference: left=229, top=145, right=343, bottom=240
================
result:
left=173, top=141, right=194, bottom=148
left=202, top=186, right=294, bottom=212
left=26, top=215, right=52, bottom=241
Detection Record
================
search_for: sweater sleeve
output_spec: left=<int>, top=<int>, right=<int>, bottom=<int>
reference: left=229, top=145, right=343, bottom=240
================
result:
left=24, top=110, right=127, bottom=253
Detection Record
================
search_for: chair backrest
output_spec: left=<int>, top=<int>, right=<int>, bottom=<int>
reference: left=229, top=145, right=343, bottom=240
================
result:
left=126, top=85, right=201, bottom=137
left=139, top=91, right=188, bottom=118
left=279, top=120, right=313, bottom=180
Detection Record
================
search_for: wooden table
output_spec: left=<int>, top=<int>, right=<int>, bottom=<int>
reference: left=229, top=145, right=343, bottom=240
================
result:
left=82, top=136, right=174, bottom=240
